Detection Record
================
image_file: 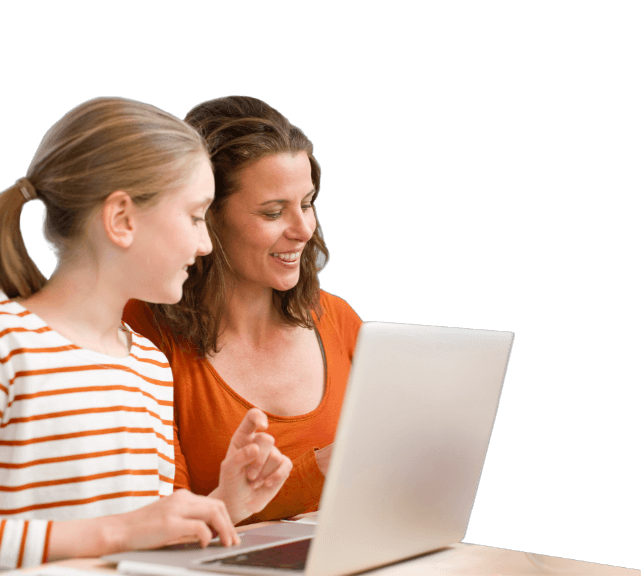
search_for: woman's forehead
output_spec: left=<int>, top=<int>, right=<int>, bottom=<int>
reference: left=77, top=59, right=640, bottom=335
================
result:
left=234, top=152, right=313, bottom=201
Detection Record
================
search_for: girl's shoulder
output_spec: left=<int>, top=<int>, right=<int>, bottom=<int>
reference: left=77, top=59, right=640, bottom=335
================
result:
left=0, top=292, right=51, bottom=347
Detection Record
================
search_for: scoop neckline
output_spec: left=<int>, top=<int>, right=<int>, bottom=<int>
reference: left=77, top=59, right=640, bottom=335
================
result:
left=202, top=326, right=330, bottom=423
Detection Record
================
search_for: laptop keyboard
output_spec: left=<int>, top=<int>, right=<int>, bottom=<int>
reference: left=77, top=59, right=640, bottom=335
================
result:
left=204, top=538, right=312, bottom=571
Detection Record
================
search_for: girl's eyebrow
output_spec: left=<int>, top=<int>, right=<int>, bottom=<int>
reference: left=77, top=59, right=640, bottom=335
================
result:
left=189, top=197, right=214, bottom=209
left=259, top=189, right=316, bottom=206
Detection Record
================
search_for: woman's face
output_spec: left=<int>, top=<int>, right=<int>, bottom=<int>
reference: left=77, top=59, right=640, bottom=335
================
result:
left=219, top=151, right=316, bottom=295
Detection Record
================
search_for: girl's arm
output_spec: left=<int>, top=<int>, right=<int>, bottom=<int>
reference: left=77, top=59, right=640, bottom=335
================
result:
left=48, top=489, right=239, bottom=560
left=0, top=491, right=238, bottom=569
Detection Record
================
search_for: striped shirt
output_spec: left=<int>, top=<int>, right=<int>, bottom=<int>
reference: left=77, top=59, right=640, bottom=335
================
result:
left=0, top=293, right=175, bottom=568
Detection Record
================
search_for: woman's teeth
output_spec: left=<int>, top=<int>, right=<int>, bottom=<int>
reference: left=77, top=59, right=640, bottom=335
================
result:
left=271, top=252, right=300, bottom=262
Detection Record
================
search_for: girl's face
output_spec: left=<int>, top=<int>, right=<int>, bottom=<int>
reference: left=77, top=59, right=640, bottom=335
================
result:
left=219, top=151, right=316, bottom=295
left=130, top=156, right=214, bottom=304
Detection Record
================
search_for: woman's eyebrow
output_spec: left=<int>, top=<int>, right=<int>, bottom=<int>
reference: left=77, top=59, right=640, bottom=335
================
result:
left=259, top=189, right=316, bottom=206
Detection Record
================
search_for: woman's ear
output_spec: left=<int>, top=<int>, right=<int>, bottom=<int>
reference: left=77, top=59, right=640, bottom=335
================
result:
left=101, top=191, right=136, bottom=248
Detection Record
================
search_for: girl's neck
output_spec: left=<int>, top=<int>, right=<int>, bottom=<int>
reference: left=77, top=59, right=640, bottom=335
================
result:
left=21, top=261, right=130, bottom=358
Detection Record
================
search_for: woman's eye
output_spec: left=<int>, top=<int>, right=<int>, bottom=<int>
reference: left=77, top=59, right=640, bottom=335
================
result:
left=192, top=216, right=205, bottom=224
left=301, top=203, right=312, bottom=211
left=264, top=212, right=282, bottom=219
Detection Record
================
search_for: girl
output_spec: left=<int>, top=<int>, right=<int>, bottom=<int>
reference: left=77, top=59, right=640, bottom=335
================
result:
left=0, top=97, right=291, bottom=569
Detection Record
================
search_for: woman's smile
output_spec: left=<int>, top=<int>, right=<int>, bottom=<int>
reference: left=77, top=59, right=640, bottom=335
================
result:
left=270, top=251, right=302, bottom=263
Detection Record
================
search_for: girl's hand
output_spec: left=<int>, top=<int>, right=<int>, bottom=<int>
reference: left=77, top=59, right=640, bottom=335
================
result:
left=48, top=489, right=239, bottom=561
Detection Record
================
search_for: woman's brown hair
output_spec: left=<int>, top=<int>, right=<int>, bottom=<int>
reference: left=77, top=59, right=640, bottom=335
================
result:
left=149, top=96, right=329, bottom=357
left=0, top=97, right=208, bottom=300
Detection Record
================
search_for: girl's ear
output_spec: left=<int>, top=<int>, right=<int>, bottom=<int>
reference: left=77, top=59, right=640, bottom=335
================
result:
left=101, top=191, right=136, bottom=248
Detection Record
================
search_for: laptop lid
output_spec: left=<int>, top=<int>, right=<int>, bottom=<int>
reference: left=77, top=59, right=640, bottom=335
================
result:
left=304, top=322, right=513, bottom=576
left=106, top=321, right=513, bottom=576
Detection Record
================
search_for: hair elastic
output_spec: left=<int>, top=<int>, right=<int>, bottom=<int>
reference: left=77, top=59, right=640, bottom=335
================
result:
left=16, top=178, right=37, bottom=202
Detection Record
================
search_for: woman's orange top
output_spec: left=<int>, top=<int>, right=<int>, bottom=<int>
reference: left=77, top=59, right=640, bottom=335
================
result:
left=123, top=290, right=362, bottom=523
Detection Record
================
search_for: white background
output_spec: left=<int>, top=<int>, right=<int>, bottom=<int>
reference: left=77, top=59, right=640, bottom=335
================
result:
left=0, top=0, right=442, bottom=325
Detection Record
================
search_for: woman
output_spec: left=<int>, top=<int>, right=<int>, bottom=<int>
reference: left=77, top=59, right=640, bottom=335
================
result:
left=124, top=96, right=361, bottom=523
left=0, top=97, right=291, bottom=568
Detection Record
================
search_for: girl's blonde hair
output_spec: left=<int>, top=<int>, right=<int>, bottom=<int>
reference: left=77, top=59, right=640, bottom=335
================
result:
left=0, top=97, right=209, bottom=299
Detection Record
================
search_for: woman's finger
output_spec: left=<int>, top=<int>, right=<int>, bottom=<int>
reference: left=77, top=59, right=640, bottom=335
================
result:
left=246, top=431, right=275, bottom=482
left=230, top=408, right=268, bottom=450
left=262, top=452, right=293, bottom=489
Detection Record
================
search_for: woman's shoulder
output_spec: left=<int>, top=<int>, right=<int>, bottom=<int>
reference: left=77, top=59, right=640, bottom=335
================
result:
left=317, top=290, right=362, bottom=337
left=319, top=290, right=360, bottom=319
left=123, top=299, right=168, bottom=350
left=122, top=300, right=197, bottom=360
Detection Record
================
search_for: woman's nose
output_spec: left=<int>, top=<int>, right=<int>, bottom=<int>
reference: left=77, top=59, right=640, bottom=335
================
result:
left=287, top=207, right=316, bottom=241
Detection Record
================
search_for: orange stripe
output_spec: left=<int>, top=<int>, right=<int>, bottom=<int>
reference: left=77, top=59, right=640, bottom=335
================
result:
left=1, top=405, right=172, bottom=429
left=158, top=474, right=174, bottom=484
left=0, top=468, right=159, bottom=492
left=0, top=326, right=51, bottom=340
left=0, top=383, right=7, bottom=395
left=42, top=521, right=53, bottom=563
left=132, top=341, right=161, bottom=352
left=0, top=309, right=31, bottom=317
left=0, top=519, right=6, bottom=548
left=0, top=299, right=11, bottom=305
left=1, top=344, right=81, bottom=364
left=0, top=491, right=159, bottom=515
left=158, top=452, right=175, bottom=465
left=17, top=520, right=29, bottom=568
left=129, top=352, right=170, bottom=368
left=0, top=447, right=164, bottom=469
left=10, top=363, right=172, bottom=388
left=10, top=384, right=172, bottom=407
left=0, top=425, right=172, bottom=447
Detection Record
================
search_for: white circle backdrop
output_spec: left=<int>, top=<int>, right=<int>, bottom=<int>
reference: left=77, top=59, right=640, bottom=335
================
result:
left=0, top=0, right=442, bottom=325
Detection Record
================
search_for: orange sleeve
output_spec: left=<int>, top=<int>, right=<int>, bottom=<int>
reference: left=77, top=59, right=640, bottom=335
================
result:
left=319, top=291, right=363, bottom=361
left=123, top=300, right=191, bottom=491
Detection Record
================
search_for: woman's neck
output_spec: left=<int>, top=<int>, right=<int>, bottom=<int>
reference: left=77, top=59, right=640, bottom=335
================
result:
left=220, top=283, right=285, bottom=346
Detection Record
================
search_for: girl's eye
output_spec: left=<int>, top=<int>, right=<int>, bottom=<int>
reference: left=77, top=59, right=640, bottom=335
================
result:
left=302, top=203, right=312, bottom=211
left=263, top=212, right=282, bottom=219
left=192, top=216, right=206, bottom=224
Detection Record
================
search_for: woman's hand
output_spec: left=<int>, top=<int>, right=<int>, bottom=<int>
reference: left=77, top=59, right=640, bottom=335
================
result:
left=314, top=443, right=333, bottom=476
left=211, top=408, right=293, bottom=524
left=48, top=489, right=239, bottom=560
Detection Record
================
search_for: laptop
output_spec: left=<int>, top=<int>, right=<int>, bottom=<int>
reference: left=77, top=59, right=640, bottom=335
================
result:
left=105, top=321, right=514, bottom=576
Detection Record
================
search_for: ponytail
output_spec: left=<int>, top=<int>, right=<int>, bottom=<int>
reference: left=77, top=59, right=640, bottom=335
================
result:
left=0, top=179, right=47, bottom=299
left=0, top=97, right=207, bottom=301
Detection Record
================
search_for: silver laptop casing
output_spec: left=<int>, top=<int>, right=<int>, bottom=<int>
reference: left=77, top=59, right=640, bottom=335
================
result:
left=107, top=322, right=513, bottom=576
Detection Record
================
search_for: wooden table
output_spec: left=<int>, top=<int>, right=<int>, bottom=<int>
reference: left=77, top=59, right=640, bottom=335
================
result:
left=17, top=540, right=640, bottom=575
